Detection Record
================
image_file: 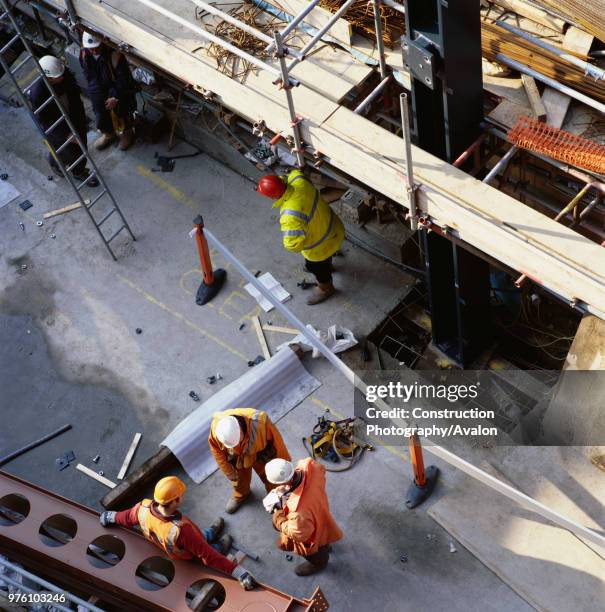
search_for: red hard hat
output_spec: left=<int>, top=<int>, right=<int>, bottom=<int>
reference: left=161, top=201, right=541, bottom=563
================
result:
left=257, top=175, right=286, bottom=199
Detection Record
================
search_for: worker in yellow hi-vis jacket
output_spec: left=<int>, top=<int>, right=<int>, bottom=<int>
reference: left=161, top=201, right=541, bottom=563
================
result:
left=256, top=170, right=345, bottom=304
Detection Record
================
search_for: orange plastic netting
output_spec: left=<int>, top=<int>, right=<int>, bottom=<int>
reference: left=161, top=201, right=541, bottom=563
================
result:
left=508, top=116, right=605, bottom=175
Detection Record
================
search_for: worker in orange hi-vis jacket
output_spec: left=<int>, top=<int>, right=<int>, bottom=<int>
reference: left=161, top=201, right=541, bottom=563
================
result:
left=264, top=457, right=343, bottom=576
left=99, top=476, right=257, bottom=590
left=209, top=408, right=291, bottom=514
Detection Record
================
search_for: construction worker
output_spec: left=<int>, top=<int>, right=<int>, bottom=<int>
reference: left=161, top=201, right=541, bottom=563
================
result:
left=99, top=476, right=257, bottom=590
left=209, top=408, right=291, bottom=514
left=28, top=56, right=99, bottom=187
left=264, top=457, right=343, bottom=576
left=79, top=32, right=137, bottom=151
left=256, top=171, right=345, bottom=305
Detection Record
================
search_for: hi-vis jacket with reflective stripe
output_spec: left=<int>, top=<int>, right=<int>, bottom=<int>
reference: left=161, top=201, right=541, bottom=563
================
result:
left=209, top=408, right=291, bottom=477
left=274, top=170, right=345, bottom=262
left=137, top=499, right=195, bottom=560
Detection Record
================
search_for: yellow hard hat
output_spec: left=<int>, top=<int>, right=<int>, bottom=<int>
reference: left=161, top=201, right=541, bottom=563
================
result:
left=154, top=476, right=186, bottom=505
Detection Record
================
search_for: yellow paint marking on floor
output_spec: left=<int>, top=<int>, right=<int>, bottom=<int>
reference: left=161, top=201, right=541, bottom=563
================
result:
left=136, top=165, right=198, bottom=211
left=310, top=397, right=407, bottom=462
left=117, top=273, right=246, bottom=361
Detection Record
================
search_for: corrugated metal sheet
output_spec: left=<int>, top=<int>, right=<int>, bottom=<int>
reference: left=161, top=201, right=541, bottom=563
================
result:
left=162, top=347, right=320, bottom=483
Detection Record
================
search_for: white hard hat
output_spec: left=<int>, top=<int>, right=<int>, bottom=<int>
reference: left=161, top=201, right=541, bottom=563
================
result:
left=82, top=32, right=102, bottom=49
left=215, top=416, right=241, bottom=448
left=39, top=56, right=64, bottom=79
left=265, top=459, right=294, bottom=485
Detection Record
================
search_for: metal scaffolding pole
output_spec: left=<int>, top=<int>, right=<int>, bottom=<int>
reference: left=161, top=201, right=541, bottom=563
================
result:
left=133, top=0, right=282, bottom=79
left=496, top=20, right=605, bottom=81
left=482, top=145, right=518, bottom=185
left=190, top=0, right=302, bottom=59
left=354, top=75, right=391, bottom=114
left=287, top=0, right=357, bottom=72
left=400, top=93, right=418, bottom=230
left=372, top=0, right=388, bottom=79
left=273, top=30, right=305, bottom=168
left=265, top=0, right=322, bottom=53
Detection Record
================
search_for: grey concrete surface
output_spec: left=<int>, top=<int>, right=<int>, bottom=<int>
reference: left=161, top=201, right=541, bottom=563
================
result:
left=0, top=101, right=539, bottom=611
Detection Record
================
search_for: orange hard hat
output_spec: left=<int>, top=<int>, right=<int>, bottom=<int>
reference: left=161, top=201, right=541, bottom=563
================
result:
left=257, top=175, right=286, bottom=199
left=154, top=476, right=186, bottom=505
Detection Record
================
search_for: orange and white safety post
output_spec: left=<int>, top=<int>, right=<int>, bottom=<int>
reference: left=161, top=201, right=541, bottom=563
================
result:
left=192, top=215, right=226, bottom=305
left=405, top=431, right=439, bottom=509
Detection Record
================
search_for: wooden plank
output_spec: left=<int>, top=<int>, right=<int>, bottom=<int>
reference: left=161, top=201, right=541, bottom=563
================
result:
left=46, top=0, right=605, bottom=317
left=253, top=315, right=271, bottom=359
left=117, top=432, right=142, bottom=480
left=43, top=200, right=90, bottom=219
left=101, top=446, right=178, bottom=509
left=488, top=99, right=533, bottom=129
left=76, top=463, right=117, bottom=488
left=521, top=75, right=546, bottom=121
left=542, top=27, right=594, bottom=128
left=262, top=0, right=352, bottom=46
left=262, top=325, right=299, bottom=334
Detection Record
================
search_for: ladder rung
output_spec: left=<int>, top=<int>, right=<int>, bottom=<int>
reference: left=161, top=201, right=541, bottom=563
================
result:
left=0, top=34, right=19, bottom=55
left=105, top=225, right=125, bottom=244
left=55, top=136, right=76, bottom=154
left=66, top=154, right=86, bottom=173
left=22, top=75, right=42, bottom=93
left=34, top=96, right=56, bottom=116
left=97, top=208, right=116, bottom=227
left=75, top=172, right=97, bottom=190
left=44, top=115, right=65, bottom=135
left=10, top=54, right=32, bottom=75
left=87, top=190, right=107, bottom=209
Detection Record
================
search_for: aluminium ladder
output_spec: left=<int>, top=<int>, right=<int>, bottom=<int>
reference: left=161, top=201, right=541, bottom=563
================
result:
left=0, top=1, right=135, bottom=260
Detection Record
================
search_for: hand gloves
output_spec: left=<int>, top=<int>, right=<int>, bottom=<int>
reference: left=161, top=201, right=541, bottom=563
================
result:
left=232, top=565, right=257, bottom=590
left=99, top=511, right=117, bottom=527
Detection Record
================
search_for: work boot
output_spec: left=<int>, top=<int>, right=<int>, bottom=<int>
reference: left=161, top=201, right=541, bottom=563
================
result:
left=95, top=131, right=116, bottom=150
left=209, top=517, right=225, bottom=539
left=306, top=282, right=336, bottom=305
left=119, top=128, right=135, bottom=151
left=215, top=534, right=233, bottom=555
left=225, top=495, right=249, bottom=514
left=73, top=168, right=99, bottom=188
left=295, top=560, right=327, bottom=576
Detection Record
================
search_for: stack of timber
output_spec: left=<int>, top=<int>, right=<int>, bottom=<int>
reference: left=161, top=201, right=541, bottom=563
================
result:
left=480, top=22, right=605, bottom=103
left=537, top=0, right=605, bottom=43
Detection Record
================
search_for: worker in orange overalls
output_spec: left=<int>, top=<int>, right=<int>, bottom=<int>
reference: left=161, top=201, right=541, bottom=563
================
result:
left=264, top=457, right=343, bottom=576
left=209, top=408, right=291, bottom=514
left=99, top=476, right=257, bottom=590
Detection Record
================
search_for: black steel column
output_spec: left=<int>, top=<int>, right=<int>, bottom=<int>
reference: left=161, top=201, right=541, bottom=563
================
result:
left=404, top=0, right=490, bottom=366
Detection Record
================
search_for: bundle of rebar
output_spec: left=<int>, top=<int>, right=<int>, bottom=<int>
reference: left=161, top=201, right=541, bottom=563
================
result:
left=536, top=0, right=605, bottom=43
left=509, top=116, right=605, bottom=174
left=481, top=21, right=605, bottom=103
left=204, top=4, right=283, bottom=81
left=317, top=0, right=404, bottom=47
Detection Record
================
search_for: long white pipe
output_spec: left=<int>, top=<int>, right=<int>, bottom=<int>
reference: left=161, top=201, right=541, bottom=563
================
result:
left=265, top=0, right=322, bottom=53
left=204, top=227, right=605, bottom=550
left=496, top=21, right=605, bottom=81
left=287, top=0, right=357, bottom=72
left=132, top=0, right=281, bottom=78
left=190, top=0, right=302, bottom=59
left=496, top=54, right=605, bottom=115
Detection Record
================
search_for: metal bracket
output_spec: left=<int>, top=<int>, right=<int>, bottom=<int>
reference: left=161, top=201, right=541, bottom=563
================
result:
left=401, top=35, right=436, bottom=90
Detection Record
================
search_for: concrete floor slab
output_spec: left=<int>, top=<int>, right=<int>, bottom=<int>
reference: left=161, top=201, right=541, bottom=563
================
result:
left=0, top=102, right=551, bottom=611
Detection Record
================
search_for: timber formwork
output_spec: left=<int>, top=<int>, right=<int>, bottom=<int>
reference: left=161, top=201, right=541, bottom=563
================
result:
left=0, top=472, right=327, bottom=611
